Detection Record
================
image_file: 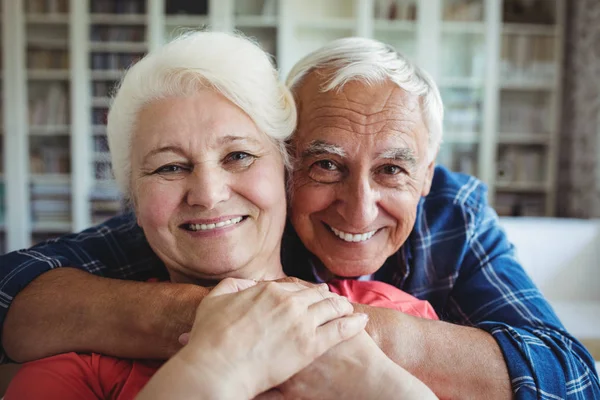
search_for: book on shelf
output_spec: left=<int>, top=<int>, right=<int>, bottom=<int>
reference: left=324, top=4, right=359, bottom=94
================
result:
left=92, top=81, right=118, bottom=98
left=374, top=0, right=417, bottom=21
left=90, top=26, right=146, bottom=43
left=496, top=146, right=545, bottom=184
left=28, top=83, right=69, bottom=126
left=443, top=0, right=483, bottom=21
left=91, top=0, right=145, bottom=15
left=27, top=49, right=69, bottom=69
left=166, top=0, right=208, bottom=15
left=503, top=0, right=555, bottom=25
left=26, top=0, right=68, bottom=14
left=501, top=34, right=555, bottom=82
left=499, top=92, right=552, bottom=134
left=91, top=53, right=144, bottom=70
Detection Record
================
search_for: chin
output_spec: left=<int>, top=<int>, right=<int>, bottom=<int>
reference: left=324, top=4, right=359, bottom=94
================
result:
left=323, top=261, right=383, bottom=278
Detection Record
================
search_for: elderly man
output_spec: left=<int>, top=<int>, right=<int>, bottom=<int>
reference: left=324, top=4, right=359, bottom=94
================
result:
left=1, top=38, right=598, bottom=399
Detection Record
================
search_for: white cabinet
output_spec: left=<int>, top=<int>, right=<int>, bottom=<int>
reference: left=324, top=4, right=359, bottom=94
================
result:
left=0, top=0, right=566, bottom=252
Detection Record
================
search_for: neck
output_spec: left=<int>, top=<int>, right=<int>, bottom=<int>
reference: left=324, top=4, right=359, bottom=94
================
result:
left=169, top=247, right=286, bottom=286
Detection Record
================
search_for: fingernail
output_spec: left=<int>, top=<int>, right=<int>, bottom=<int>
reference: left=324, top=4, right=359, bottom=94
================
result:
left=357, top=313, right=369, bottom=323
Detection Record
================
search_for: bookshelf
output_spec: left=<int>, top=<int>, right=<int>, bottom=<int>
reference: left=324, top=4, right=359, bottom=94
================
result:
left=25, top=0, right=72, bottom=240
left=0, top=0, right=566, bottom=252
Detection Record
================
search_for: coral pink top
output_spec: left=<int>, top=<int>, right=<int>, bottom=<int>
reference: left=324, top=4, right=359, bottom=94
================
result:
left=5, top=279, right=438, bottom=400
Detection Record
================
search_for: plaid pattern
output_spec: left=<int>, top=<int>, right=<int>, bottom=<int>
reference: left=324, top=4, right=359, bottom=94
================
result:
left=1, top=166, right=598, bottom=398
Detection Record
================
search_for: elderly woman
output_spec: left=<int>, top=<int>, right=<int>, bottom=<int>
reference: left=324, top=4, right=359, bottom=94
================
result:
left=4, top=32, right=436, bottom=400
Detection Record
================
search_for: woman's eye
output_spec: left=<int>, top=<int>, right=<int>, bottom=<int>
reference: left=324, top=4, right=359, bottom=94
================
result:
left=154, top=165, right=185, bottom=174
left=227, top=152, right=252, bottom=162
left=224, top=151, right=256, bottom=169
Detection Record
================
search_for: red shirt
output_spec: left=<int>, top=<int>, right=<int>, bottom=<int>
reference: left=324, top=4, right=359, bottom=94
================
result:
left=5, top=280, right=437, bottom=400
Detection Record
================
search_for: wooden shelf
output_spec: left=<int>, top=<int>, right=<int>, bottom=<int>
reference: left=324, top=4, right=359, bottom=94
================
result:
left=91, top=97, right=111, bottom=107
left=26, top=13, right=69, bottom=25
left=497, top=133, right=551, bottom=145
left=500, top=80, right=556, bottom=91
left=495, top=181, right=549, bottom=193
left=439, top=77, right=484, bottom=88
left=90, top=70, right=124, bottom=80
left=444, top=131, right=480, bottom=144
left=296, top=18, right=355, bottom=30
left=30, top=174, right=71, bottom=184
left=28, top=69, right=70, bottom=80
left=502, top=23, right=557, bottom=36
left=92, top=125, right=107, bottom=135
left=235, top=15, right=278, bottom=28
left=165, top=15, right=209, bottom=27
left=89, top=42, right=147, bottom=52
left=373, top=20, right=416, bottom=32
left=29, top=125, right=71, bottom=136
left=441, top=21, right=485, bottom=34
left=31, top=221, right=72, bottom=233
left=27, top=38, right=69, bottom=49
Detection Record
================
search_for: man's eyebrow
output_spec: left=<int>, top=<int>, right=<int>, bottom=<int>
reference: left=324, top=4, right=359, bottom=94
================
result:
left=301, top=140, right=346, bottom=158
left=377, top=148, right=417, bottom=166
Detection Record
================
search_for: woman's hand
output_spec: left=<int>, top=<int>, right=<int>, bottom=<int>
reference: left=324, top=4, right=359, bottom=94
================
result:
left=137, top=278, right=368, bottom=400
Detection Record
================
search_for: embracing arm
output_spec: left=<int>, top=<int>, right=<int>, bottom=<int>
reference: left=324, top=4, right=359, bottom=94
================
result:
left=358, top=205, right=600, bottom=399
left=0, top=213, right=196, bottom=363
left=3, top=268, right=206, bottom=362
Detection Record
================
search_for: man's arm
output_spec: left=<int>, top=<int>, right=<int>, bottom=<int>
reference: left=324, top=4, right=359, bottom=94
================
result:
left=358, top=205, right=600, bottom=399
left=0, top=213, right=177, bottom=362
left=3, top=268, right=206, bottom=362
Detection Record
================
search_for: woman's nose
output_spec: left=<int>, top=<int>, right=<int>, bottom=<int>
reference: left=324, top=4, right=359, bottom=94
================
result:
left=185, top=166, right=230, bottom=210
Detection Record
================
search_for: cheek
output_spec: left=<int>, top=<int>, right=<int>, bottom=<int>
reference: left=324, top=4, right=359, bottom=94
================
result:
left=290, top=178, right=336, bottom=225
left=239, top=161, right=287, bottom=214
left=135, top=180, right=184, bottom=230
left=381, top=191, right=419, bottom=238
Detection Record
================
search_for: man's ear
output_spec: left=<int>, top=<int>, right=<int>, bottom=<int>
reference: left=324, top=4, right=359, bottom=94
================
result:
left=421, top=151, right=437, bottom=197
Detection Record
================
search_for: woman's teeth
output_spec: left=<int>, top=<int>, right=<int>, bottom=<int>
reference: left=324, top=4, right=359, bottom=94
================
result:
left=330, top=226, right=376, bottom=242
left=188, top=217, right=244, bottom=231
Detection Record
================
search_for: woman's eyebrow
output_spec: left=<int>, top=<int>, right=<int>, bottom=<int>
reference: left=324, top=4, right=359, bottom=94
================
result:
left=143, top=146, right=186, bottom=162
left=301, top=140, right=346, bottom=159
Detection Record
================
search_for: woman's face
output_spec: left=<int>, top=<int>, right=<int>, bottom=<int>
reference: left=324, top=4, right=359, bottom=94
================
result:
left=131, top=90, right=287, bottom=283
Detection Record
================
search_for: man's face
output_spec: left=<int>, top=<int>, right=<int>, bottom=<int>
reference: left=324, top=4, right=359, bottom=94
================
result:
left=289, top=73, right=436, bottom=277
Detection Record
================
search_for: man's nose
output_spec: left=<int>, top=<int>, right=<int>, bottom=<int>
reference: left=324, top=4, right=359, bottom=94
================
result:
left=185, top=166, right=230, bottom=210
left=336, top=175, right=379, bottom=230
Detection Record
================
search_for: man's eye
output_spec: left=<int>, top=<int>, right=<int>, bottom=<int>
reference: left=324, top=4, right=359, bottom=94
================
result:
left=315, top=160, right=338, bottom=171
left=307, top=159, right=343, bottom=183
left=379, top=165, right=403, bottom=175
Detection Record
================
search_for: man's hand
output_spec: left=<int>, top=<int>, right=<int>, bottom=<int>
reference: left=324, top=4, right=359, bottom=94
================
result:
left=270, top=331, right=436, bottom=400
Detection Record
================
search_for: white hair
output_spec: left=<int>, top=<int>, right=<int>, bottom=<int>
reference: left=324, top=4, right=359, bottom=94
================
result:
left=286, top=37, right=443, bottom=160
left=107, top=31, right=297, bottom=199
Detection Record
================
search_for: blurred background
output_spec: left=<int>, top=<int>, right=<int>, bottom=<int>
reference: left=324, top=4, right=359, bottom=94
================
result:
left=0, top=0, right=598, bottom=386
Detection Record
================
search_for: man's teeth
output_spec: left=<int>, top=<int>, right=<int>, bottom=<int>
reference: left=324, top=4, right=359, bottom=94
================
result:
left=188, top=217, right=244, bottom=231
left=330, top=227, right=376, bottom=243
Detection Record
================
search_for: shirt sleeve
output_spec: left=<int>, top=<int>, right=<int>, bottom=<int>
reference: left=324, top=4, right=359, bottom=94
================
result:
left=0, top=213, right=165, bottom=363
left=447, top=197, right=600, bottom=399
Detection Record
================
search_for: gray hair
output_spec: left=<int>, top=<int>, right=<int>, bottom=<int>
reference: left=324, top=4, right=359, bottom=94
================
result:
left=285, top=37, right=443, bottom=161
left=107, top=31, right=297, bottom=199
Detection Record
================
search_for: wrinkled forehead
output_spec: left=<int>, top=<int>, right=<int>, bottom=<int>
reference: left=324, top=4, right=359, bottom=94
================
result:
left=292, top=71, right=425, bottom=146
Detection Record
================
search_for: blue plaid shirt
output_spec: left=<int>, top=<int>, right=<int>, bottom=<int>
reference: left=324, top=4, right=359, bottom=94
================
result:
left=1, top=166, right=598, bottom=398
